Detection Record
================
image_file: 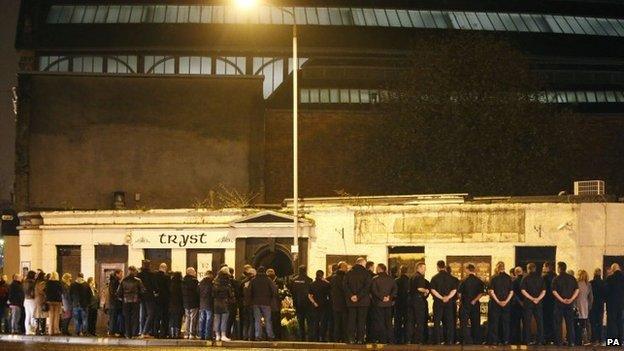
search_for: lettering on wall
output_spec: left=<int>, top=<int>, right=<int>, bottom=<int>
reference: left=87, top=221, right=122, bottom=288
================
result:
left=129, top=230, right=235, bottom=249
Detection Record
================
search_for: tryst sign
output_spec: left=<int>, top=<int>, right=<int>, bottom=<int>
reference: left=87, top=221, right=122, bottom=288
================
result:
left=129, top=229, right=235, bottom=249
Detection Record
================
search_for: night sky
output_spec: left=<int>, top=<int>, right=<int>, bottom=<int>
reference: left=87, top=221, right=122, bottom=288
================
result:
left=0, top=1, right=19, bottom=207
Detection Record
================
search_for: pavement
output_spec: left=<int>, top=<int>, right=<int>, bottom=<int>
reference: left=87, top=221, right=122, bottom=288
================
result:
left=0, top=335, right=610, bottom=350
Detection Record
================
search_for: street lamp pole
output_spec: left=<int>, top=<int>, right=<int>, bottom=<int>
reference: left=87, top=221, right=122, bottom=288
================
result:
left=291, top=19, right=299, bottom=262
left=234, top=1, right=300, bottom=261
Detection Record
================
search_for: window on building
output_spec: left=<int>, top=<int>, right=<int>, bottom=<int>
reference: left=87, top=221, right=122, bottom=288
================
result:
left=388, top=246, right=424, bottom=276
left=215, top=56, right=246, bottom=75
left=144, top=55, right=175, bottom=74
left=179, top=56, right=211, bottom=75
left=72, top=56, right=104, bottom=73
left=57, top=245, right=81, bottom=280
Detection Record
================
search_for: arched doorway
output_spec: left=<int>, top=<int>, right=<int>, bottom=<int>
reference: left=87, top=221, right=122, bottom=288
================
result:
left=252, top=244, right=294, bottom=278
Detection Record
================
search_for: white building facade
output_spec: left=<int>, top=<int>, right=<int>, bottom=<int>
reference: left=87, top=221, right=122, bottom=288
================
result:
left=17, top=195, right=624, bottom=285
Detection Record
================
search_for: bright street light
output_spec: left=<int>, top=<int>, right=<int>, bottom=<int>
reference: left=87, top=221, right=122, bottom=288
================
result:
left=234, top=0, right=257, bottom=9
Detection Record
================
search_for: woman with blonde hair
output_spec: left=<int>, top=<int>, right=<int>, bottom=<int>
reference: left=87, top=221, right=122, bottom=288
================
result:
left=45, top=272, right=63, bottom=335
left=575, top=270, right=594, bottom=345
left=60, top=273, right=73, bottom=335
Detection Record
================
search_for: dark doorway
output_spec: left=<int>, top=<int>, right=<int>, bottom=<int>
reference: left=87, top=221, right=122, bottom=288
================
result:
left=253, top=245, right=293, bottom=278
left=603, top=256, right=624, bottom=277
left=186, top=249, right=225, bottom=280
left=57, top=245, right=81, bottom=279
left=388, top=246, right=425, bottom=276
left=143, top=249, right=171, bottom=271
left=95, top=245, right=128, bottom=287
left=515, top=246, right=556, bottom=274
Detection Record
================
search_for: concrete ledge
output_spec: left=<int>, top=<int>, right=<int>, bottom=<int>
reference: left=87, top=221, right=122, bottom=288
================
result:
left=0, top=335, right=599, bottom=350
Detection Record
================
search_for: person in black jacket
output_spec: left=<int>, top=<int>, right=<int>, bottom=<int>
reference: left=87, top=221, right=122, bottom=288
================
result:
left=44, top=272, right=64, bottom=335
left=153, top=263, right=170, bottom=338
left=182, top=267, right=199, bottom=339
left=552, top=261, right=579, bottom=346
left=394, top=265, right=410, bottom=344
left=510, top=266, right=525, bottom=344
left=213, top=267, right=234, bottom=342
left=198, top=270, right=214, bottom=340
left=589, top=268, right=606, bottom=345
left=288, top=265, right=313, bottom=341
left=458, top=264, right=485, bottom=345
left=266, top=268, right=283, bottom=340
left=137, top=260, right=157, bottom=337
left=343, top=257, right=372, bottom=344
left=168, top=272, right=184, bottom=338
left=371, top=263, right=398, bottom=344
left=70, top=273, right=92, bottom=336
left=330, top=261, right=348, bottom=342
left=605, top=263, right=624, bottom=344
left=309, top=270, right=331, bottom=342
left=521, top=263, right=546, bottom=345
left=541, top=262, right=556, bottom=344
left=250, top=266, right=278, bottom=341
left=8, top=274, right=24, bottom=334
left=117, top=266, right=145, bottom=339
left=488, top=261, right=513, bottom=345
left=107, top=270, right=123, bottom=336
left=430, top=260, right=458, bottom=345
left=226, top=266, right=239, bottom=340
left=406, top=262, right=430, bottom=344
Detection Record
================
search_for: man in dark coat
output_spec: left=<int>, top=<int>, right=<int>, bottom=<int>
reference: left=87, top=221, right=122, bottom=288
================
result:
left=343, top=257, right=373, bottom=344
left=137, top=260, right=157, bottom=337
left=153, top=263, right=170, bottom=338
left=309, top=270, right=331, bottom=342
left=407, top=262, right=430, bottom=344
left=589, top=268, right=606, bottom=344
left=371, top=263, right=397, bottom=344
left=541, top=262, right=556, bottom=344
left=226, top=266, right=239, bottom=340
left=70, top=273, right=92, bottom=336
left=605, top=263, right=624, bottom=343
left=552, top=261, right=579, bottom=346
left=182, top=267, right=200, bottom=339
left=325, top=263, right=339, bottom=341
left=250, top=266, right=278, bottom=341
left=8, top=274, right=25, bottom=334
left=330, top=261, right=348, bottom=342
left=458, top=264, right=485, bottom=345
left=238, top=265, right=254, bottom=340
left=107, top=269, right=123, bottom=336
left=394, top=265, right=410, bottom=344
left=117, top=266, right=145, bottom=339
left=198, top=270, right=214, bottom=340
left=488, top=261, right=513, bottom=345
left=521, top=262, right=546, bottom=345
left=288, top=265, right=313, bottom=341
left=266, top=268, right=283, bottom=340
left=430, top=260, right=458, bottom=345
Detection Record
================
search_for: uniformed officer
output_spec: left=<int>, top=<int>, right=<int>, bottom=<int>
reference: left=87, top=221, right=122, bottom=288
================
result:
left=430, top=260, right=458, bottom=345
left=541, top=262, right=556, bottom=344
left=510, top=266, right=525, bottom=344
left=394, top=265, right=410, bottom=344
left=520, top=262, right=546, bottom=345
left=288, top=265, right=313, bottom=341
left=406, top=262, right=429, bottom=344
left=487, top=261, right=514, bottom=345
left=458, top=264, right=485, bottom=344
left=552, top=261, right=579, bottom=346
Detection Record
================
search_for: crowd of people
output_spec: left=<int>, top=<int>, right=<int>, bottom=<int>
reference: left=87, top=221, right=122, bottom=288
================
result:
left=1, top=257, right=624, bottom=347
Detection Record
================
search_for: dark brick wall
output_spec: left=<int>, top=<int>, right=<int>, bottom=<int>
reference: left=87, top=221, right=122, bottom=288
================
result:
left=16, top=73, right=264, bottom=210
left=264, top=108, right=387, bottom=204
